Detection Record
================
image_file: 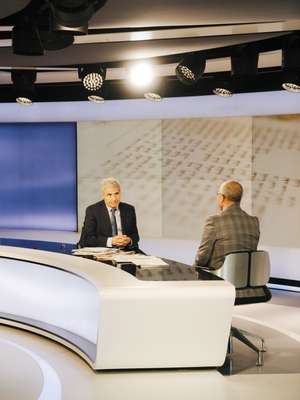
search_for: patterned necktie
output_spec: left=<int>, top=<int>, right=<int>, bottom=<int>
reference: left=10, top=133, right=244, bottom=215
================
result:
left=111, top=208, right=118, bottom=236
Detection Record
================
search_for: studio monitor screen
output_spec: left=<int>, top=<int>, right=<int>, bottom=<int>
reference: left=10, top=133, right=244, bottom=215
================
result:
left=0, top=122, right=77, bottom=231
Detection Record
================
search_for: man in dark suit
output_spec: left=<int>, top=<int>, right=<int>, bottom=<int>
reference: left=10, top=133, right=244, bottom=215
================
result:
left=195, top=181, right=260, bottom=271
left=80, top=177, right=139, bottom=249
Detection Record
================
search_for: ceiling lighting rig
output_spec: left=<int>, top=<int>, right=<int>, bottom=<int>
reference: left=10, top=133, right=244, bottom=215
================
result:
left=0, top=4, right=299, bottom=105
left=174, top=33, right=300, bottom=98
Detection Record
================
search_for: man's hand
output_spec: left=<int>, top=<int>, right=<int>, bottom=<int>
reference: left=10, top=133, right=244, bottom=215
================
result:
left=112, top=235, right=132, bottom=247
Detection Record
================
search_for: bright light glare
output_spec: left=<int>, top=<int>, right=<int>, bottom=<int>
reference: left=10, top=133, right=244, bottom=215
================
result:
left=129, top=63, right=154, bottom=87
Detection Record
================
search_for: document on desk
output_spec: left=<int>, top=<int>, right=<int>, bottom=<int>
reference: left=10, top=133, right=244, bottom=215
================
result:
left=114, top=254, right=168, bottom=268
left=72, top=247, right=117, bottom=256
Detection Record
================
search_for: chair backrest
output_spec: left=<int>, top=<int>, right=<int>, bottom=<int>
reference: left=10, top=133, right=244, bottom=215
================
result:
left=250, top=251, right=271, bottom=286
left=217, top=250, right=270, bottom=289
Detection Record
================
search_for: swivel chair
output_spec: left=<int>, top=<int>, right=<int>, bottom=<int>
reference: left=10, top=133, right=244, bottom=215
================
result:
left=217, top=250, right=272, bottom=366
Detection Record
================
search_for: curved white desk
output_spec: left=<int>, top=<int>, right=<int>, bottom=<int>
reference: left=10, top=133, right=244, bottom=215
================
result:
left=0, top=245, right=235, bottom=370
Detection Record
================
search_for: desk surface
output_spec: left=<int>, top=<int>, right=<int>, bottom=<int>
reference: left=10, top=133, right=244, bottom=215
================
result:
left=134, top=258, right=220, bottom=282
left=76, top=254, right=220, bottom=282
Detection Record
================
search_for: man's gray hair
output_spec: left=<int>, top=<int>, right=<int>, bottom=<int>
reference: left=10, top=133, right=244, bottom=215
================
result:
left=219, top=180, right=243, bottom=202
left=101, top=177, right=121, bottom=193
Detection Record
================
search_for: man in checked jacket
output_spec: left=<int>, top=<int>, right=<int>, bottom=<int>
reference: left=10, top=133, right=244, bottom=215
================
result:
left=195, top=181, right=260, bottom=271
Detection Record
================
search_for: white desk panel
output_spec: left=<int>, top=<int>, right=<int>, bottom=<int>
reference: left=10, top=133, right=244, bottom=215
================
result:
left=0, top=245, right=235, bottom=370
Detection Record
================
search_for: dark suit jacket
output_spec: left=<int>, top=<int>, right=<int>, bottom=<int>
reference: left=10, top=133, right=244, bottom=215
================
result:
left=195, top=203, right=260, bottom=270
left=80, top=200, right=140, bottom=248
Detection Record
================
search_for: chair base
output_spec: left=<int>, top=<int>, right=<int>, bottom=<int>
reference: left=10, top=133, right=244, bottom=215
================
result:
left=230, top=326, right=266, bottom=366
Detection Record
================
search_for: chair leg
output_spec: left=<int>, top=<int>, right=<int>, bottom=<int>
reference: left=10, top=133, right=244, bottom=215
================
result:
left=227, top=334, right=233, bottom=355
left=237, top=328, right=265, bottom=352
left=231, top=327, right=266, bottom=366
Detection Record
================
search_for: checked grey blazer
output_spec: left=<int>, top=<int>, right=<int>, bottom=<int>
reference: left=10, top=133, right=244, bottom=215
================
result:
left=195, top=203, right=260, bottom=271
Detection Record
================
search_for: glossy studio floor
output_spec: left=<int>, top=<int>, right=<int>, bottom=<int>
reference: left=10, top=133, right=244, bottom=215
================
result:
left=0, top=289, right=299, bottom=400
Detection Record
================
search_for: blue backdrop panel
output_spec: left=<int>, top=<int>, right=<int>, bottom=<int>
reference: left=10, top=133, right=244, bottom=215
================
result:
left=0, top=123, right=77, bottom=231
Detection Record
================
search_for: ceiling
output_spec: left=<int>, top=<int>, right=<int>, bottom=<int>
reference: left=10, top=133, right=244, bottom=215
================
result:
left=0, top=0, right=300, bottom=104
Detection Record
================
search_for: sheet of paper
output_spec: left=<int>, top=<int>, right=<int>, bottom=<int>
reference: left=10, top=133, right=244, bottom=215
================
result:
left=114, top=254, right=168, bottom=267
left=72, top=247, right=110, bottom=253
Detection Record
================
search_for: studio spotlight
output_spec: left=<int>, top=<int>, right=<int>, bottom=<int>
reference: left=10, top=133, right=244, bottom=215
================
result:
left=12, top=23, right=43, bottom=56
left=176, top=53, right=206, bottom=85
left=88, top=95, right=105, bottom=103
left=212, top=77, right=233, bottom=97
left=144, top=92, right=162, bottom=102
left=213, top=87, right=233, bottom=97
left=50, top=0, right=107, bottom=35
left=11, top=70, right=37, bottom=105
left=128, top=63, right=154, bottom=87
left=282, top=79, right=300, bottom=93
left=282, top=34, right=300, bottom=93
left=78, top=64, right=106, bottom=91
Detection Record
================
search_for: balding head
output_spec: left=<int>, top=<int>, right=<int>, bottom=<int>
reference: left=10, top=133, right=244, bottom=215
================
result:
left=219, top=181, right=243, bottom=202
left=217, top=181, right=243, bottom=210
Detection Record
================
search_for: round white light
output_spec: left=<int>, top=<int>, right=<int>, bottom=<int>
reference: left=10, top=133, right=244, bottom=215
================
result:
left=282, top=82, right=300, bottom=93
left=88, top=95, right=105, bottom=103
left=144, top=92, right=162, bottom=102
left=177, top=65, right=195, bottom=81
left=83, top=72, right=103, bottom=91
left=16, top=96, right=32, bottom=105
left=213, top=88, right=233, bottom=97
left=129, top=63, right=154, bottom=87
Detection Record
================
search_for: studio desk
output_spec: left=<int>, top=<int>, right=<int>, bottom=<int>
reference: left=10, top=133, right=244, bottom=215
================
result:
left=0, top=245, right=235, bottom=370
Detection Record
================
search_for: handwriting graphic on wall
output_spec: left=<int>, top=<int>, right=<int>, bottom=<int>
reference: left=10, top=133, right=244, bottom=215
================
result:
left=161, top=117, right=252, bottom=239
left=77, top=117, right=253, bottom=240
left=252, top=115, right=300, bottom=247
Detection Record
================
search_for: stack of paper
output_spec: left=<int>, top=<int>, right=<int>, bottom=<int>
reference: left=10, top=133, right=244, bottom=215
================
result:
left=72, top=247, right=117, bottom=257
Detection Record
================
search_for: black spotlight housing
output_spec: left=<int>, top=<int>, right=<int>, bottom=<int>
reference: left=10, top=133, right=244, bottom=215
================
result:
left=224, top=44, right=259, bottom=96
left=282, top=33, right=300, bottom=92
left=50, top=0, right=107, bottom=35
left=78, top=64, right=106, bottom=91
left=12, top=23, right=44, bottom=56
left=282, top=33, right=300, bottom=70
left=176, top=53, right=206, bottom=85
left=39, top=30, right=74, bottom=51
left=11, top=70, right=37, bottom=104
